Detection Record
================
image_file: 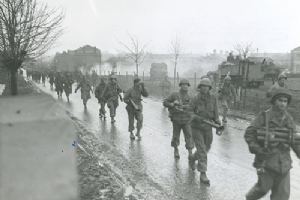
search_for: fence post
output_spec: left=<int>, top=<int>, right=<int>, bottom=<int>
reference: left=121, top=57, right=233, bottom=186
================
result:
left=143, top=71, right=144, bottom=81
left=194, top=72, right=197, bottom=89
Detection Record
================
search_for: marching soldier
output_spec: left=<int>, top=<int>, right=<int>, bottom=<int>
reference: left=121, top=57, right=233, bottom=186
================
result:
left=95, top=78, right=107, bottom=119
left=75, top=76, right=93, bottom=108
left=219, top=74, right=236, bottom=123
left=102, top=75, right=122, bottom=123
left=244, top=87, right=300, bottom=200
left=159, top=76, right=172, bottom=98
left=49, top=72, right=55, bottom=90
left=189, top=78, right=221, bottom=185
left=266, top=73, right=288, bottom=98
left=163, top=79, right=194, bottom=159
left=63, top=72, right=73, bottom=102
left=54, top=72, right=64, bottom=99
left=124, top=78, right=148, bottom=140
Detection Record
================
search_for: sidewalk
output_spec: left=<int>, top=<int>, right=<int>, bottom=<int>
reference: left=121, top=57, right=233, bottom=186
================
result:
left=0, top=93, right=78, bottom=200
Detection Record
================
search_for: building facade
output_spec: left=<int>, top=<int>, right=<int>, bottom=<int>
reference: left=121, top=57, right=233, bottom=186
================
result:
left=291, top=46, right=300, bottom=73
left=53, top=45, right=101, bottom=72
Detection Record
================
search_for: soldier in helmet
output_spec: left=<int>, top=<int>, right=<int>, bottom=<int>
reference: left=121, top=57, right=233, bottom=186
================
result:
left=244, top=87, right=300, bottom=200
left=63, top=72, right=73, bottom=103
left=266, top=73, right=288, bottom=98
left=75, top=75, right=93, bottom=108
left=159, top=76, right=172, bottom=98
left=219, top=74, right=236, bottom=123
left=124, top=78, right=149, bottom=140
left=101, top=75, right=122, bottom=123
left=163, top=79, right=194, bottom=159
left=189, top=78, right=220, bottom=185
left=95, top=77, right=107, bottom=119
left=54, top=72, right=64, bottom=99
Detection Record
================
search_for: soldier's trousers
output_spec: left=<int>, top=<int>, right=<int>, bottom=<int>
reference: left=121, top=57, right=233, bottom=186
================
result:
left=191, top=127, right=213, bottom=172
left=126, top=108, right=143, bottom=132
left=221, top=99, right=230, bottom=120
left=107, top=99, right=118, bottom=117
left=99, top=101, right=106, bottom=116
left=171, top=122, right=194, bottom=150
left=246, top=170, right=290, bottom=200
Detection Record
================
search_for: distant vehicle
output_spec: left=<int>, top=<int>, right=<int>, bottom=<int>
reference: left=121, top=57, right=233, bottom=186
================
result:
left=150, top=63, right=168, bottom=81
left=218, top=56, right=276, bottom=88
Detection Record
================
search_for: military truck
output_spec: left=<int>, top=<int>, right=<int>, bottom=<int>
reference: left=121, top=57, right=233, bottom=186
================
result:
left=150, top=63, right=168, bottom=81
left=218, top=56, right=275, bottom=88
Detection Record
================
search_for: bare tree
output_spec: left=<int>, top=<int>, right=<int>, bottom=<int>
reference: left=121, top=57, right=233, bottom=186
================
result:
left=119, top=34, right=146, bottom=76
left=170, top=36, right=181, bottom=87
left=0, top=0, right=64, bottom=95
left=234, top=42, right=252, bottom=59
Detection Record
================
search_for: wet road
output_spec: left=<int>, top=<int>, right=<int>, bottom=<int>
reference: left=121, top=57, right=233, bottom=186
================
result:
left=38, top=82, right=300, bottom=200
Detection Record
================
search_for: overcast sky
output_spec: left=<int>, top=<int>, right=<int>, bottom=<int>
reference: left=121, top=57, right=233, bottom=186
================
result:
left=42, top=0, right=300, bottom=55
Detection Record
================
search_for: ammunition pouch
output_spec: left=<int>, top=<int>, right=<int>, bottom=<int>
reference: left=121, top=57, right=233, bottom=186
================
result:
left=256, top=128, right=300, bottom=146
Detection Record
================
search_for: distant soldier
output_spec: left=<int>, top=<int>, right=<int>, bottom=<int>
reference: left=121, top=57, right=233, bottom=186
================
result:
left=49, top=72, right=55, bottom=90
left=227, top=52, right=235, bottom=63
left=189, top=78, right=221, bottom=185
left=266, top=73, right=288, bottom=98
left=244, top=88, right=300, bottom=200
left=54, top=73, right=64, bottom=98
left=159, top=76, right=172, bottom=98
left=41, top=72, right=46, bottom=86
left=63, top=73, right=73, bottom=102
left=95, top=78, right=107, bottom=119
left=75, top=76, right=93, bottom=108
left=124, top=78, right=149, bottom=140
left=102, top=75, right=122, bottom=123
left=163, top=79, right=194, bottom=159
left=219, top=75, right=236, bottom=123
left=91, top=71, right=98, bottom=89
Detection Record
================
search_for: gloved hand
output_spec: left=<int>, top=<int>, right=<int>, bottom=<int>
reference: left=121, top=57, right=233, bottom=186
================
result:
left=214, top=119, right=221, bottom=125
left=173, top=100, right=180, bottom=105
left=249, top=144, right=273, bottom=159
left=248, top=143, right=263, bottom=154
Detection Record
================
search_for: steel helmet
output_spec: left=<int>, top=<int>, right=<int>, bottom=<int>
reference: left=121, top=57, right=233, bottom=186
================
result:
left=270, top=87, right=292, bottom=105
left=110, top=74, right=117, bottom=79
left=198, top=78, right=212, bottom=89
left=278, top=73, right=287, bottom=80
left=179, top=79, right=190, bottom=86
left=224, top=75, right=231, bottom=81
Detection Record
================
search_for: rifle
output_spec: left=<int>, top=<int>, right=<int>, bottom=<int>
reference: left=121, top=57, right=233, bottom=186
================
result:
left=128, top=99, right=140, bottom=111
left=119, top=94, right=123, bottom=102
left=173, top=102, right=224, bottom=136
left=192, top=114, right=224, bottom=136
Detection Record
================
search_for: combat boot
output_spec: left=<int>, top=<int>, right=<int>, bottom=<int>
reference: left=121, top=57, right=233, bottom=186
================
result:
left=189, top=157, right=196, bottom=170
left=200, top=172, right=210, bottom=185
left=111, top=117, right=115, bottom=123
left=174, top=147, right=180, bottom=159
left=130, top=132, right=135, bottom=140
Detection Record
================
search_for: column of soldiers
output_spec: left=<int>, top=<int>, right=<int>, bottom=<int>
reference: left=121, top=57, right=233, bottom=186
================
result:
left=94, top=75, right=149, bottom=141
left=164, top=78, right=221, bottom=185
left=162, top=75, right=300, bottom=200
left=30, top=69, right=300, bottom=199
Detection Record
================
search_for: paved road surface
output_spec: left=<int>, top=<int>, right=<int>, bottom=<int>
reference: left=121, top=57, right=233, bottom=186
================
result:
left=37, top=82, right=300, bottom=200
